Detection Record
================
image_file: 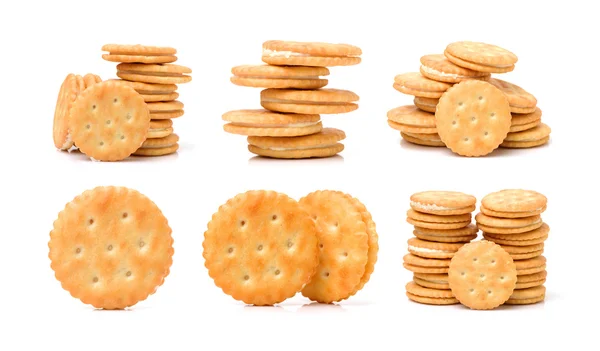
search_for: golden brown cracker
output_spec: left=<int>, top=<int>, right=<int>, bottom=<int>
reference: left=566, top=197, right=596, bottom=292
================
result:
left=413, top=273, right=450, bottom=290
left=260, top=88, right=359, bottom=114
left=231, top=65, right=329, bottom=89
left=141, top=92, right=179, bottom=102
left=407, top=209, right=471, bottom=223
left=262, top=40, right=362, bottom=67
left=505, top=285, right=545, bottom=305
left=53, top=74, right=85, bottom=150
left=133, top=144, right=179, bottom=156
left=481, top=189, right=547, bottom=213
left=420, top=54, right=490, bottom=83
left=407, top=238, right=465, bottom=259
left=407, top=218, right=471, bottom=230
left=387, top=105, right=436, bottom=127
left=488, top=78, right=537, bottom=111
left=401, top=132, right=446, bottom=147
left=410, top=191, right=476, bottom=215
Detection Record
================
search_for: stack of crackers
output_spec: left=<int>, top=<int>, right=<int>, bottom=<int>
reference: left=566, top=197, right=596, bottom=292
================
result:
left=388, top=41, right=551, bottom=157
left=103, top=44, right=192, bottom=157
left=403, top=191, right=478, bottom=305
left=52, top=44, right=191, bottom=161
left=223, top=40, right=361, bottom=159
left=203, top=190, right=378, bottom=305
left=476, top=189, right=548, bottom=306
left=404, top=189, right=548, bottom=310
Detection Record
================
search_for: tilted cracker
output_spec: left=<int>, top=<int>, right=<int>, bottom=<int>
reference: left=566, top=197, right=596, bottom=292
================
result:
left=480, top=204, right=547, bottom=218
left=407, top=217, right=471, bottom=230
left=147, top=127, right=173, bottom=139
left=436, top=80, right=511, bottom=157
left=388, top=120, right=437, bottom=134
left=509, top=120, right=540, bottom=133
left=69, top=80, right=150, bottom=161
left=203, top=190, right=319, bottom=306
left=407, top=209, right=471, bottom=224
left=414, top=231, right=477, bottom=243
left=227, top=122, right=323, bottom=137
left=484, top=223, right=550, bottom=242
left=231, top=65, right=329, bottom=89
left=514, top=256, right=546, bottom=275
left=102, top=44, right=177, bottom=56
left=110, top=79, right=178, bottom=94
left=103, top=54, right=177, bottom=64
left=53, top=74, right=85, bottom=150
left=141, top=92, right=179, bottom=102
left=414, top=223, right=479, bottom=237
left=501, top=137, right=549, bottom=149
left=406, top=292, right=458, bottom=305
left=117, top=63, right=192, bottom=84
left=445, top=41, right=517, bottom=73
left=403, top=132, right=443, bottom=142
left=504, top=123, right=551, bottom=142
left=511, top=107, right=542, bottom=126
left=140, top=133, right=179, bottom=148
left=49, top=186, right=173, bottom=309
left=223, top=109, right=323, bottom=137
left=488, top=78, right=537, bottom=111
left=448, top=240, right=517, bottom=310
left=406, top=281, right=454, bottom=298
left=394, top=72, right=452, bottom=93
left=413, top=274, right=450, bottom=290
left=407, top=237, right=466, bottom=259
left=420, top=54, right=490, bottom=83
left=299, top=191, right=369, bottom=303
left=476, top=221, right=543, bottom=234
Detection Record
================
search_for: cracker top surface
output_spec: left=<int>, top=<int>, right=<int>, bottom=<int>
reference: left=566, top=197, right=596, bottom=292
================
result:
left=261, top=88, right=359, bottom=102
left=448, top=240, right=517, bottom=310
left=446, top=41, right=518, bottom=66
left=102, top=44, right=176, bottom=55
left=232, top=65, right=329, bottom=77
left=203, top=190, right=319, bottom=306
left=488, top=78, right=537, bottom=108
left=394, top=72, right=452, bottom=92
left=223, top=109, right=320, bottom=124
left=387, top=105, right=435, bottom=127
left=436, top=80, right=511, bottom=157
left=410, top=191, right=476, bottom=209
left=69, top=80, right=150, bottom=161
left=299, top=190, right=369, bottom=303
left=49, top=186, right=173, bottom=309
left=263, top=40, right=362, bottom=57
left=482, top=189, right=547, bottom=213
left=247, top=128, right=345, bottom=148
left=420, top=54, right=488, bottom=76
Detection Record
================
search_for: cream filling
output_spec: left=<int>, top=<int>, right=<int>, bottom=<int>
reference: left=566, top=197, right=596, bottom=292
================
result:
left=61, top=132, right=75, bottom=151
left=262, top=98, right=350, bottom=105
left=140, top=143, right=176, bottom=149
left=420, top=279, right=447, bottom=284
left=408, top=246, right=453, bottom=254
left=262, top=49, right=311, bottom=58
left=411, top=201, right=456, bottom=211
left=420, top=65, right=471, bottom=79
left=119, top=70, right=184, bottom=77
left=233, top=121, right=320, bottom=128
left=149, top=128, right=170, bottom=133
left=482, top=219, right=542, bottom=228
left=255, top=144, right=337, bottom=151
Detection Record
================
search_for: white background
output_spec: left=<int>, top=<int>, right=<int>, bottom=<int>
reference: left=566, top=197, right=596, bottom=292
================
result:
left=1, top=0, right=598, bottom=349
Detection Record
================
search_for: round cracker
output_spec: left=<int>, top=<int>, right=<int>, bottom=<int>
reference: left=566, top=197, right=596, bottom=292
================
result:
left=413, top=97, right=439, bottom=113
left=49, top=186, right=173, bottom=309
left=248, top=143, right=343, bottom=159
left=150, top=110, right=184, bottom=119
left=102, top=54, right=177, bottom=64
left=388, top=120, right=437, bottom=134
left=401, top=132, right=446, bottom=147
left=444, top=51, right=515, bottom=73
left=475, top=213, right=542, bottom=228
left=300, top=191, right=369, bottom=303
left=225, top=122, right=323, bottom=137
left=509, top=120, right=540, bottom=133
left=480, top=205, right=546, bottom=218
left=501, top=137, right=550, bottom=149
left=410, top=191, right=477, bottom=214
left=511, top=108, right=542, bottom=126
left=406, top=292, right=458, bottom=305
left=387, top=105, right=436, bottom=127
left=445, top=41, right=518, bottom=67
left=53, top=74, right=85, bottom=150
left=260, top=88, right=359, bottom=115
left=247, top=127, right=345, bottom=149
left=407, top=237, right=465, bottom=259
left=488, top=78, right=537, bottom=110
left=504, top=123, right=551, bottom=142
left=406, top=281, right=454, bottom=298
left=109, top=79, right=177, bottom=94
left=407, top=209, right=471, bottom=223
left=394, top=72, right=452, bottom=92
left=413, top=274, right=450, bottom=290
left=133, top=144, right=179, bottom=157
left=436, top=80, right=511, bottom=157
left=448, top=240, right=517, bottom=310
left=505, top=285, right=545, bottom=305
left=146, top=101, right=184, bottom=112
left=262, top=40, right=362, bottom=57
left=203, top=190, right=319, bottom=306
left=140, top=92, right=179, bottom=102
left=482, top=189, right=547, bottom=213
left=420, top=54, right=490, bottom=83
left=477, top=221, right=543, bottom=235
left=231, top=64, right=329, bottom=89
left=117, top=72, right=192, bottom=84
left=101, top=44, right=176, bottom=55
left=69, top=81, right=150, bottom=161
left=147, top=127, right=173, bottom=139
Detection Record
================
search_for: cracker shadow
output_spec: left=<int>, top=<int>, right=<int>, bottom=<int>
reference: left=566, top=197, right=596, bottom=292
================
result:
left=399, top=138, right=550, bottom=158
left=297, top=302, right=347, bottom=313
left=55, top=147, right=181, bottom=163
left=248, top=154, right=344, bottom=165
left=242, top=305, right=288, bottom=313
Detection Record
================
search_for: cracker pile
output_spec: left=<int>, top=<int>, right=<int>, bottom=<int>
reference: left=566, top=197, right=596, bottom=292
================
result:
left=388, top=41, right=551, bottom=157
left=404, top=189, right=549, bottom=310
left=403, top=191, right=478, bottom=305
left=222, top=40, right=362, bottom=159
left=49, top=186, right=174, bottom=309
left=203, top=190, right=378, bottom=305
left=51, top=44, right=191, bottom=161
left=103, top=44, right=192, bottom=157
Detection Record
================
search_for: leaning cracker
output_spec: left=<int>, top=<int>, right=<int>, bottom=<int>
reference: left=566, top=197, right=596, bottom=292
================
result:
left=69, top=81, right=150, bottom=161
left=420, top=54, right=490, bottom=83
left=445, top=41, right=517, bottom=73
left=407, top=209, right=471, bottom=223
left=49, top=186, right=173, bottom=309
left=488, top=78, right=537, bottom=112
left=448, top=240, right=517, bottom=310
left=53, top=74, right=85, bottom=150
left=203, top=191, right=319, bottom=306
left=436, top=80, right=511, bottom=157
left=300, top=191, right=369, bottom=303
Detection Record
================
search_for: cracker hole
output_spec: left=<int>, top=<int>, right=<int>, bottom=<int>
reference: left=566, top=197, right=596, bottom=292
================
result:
left=461, top=272, right=465, bottom=276
left=126, top=113, right=132, bottom=120
left=107, top=245, right=113, bottom=251
left=93, top=277, right=98, bottom=283
left=490, top=112, right=496, bottom=118
left=243, top=275, right=249, bottom=281
left=319, top=244, right=324, bottom=249
left=99, top=141, right=104, bottom=146
left=491, top=259, right=496, bottom=264
left=228, top=247, right=234, bottom=254
left=88, top=218, right=94, bottom=225
left=488, top=290, right=492, bottom=294
left=106, top=120, right=111, bottom=125
left=334, top=221, right=339, bottom=227
left=257, top=245, right=263, bottom=251
left=313, top=215, right=318, bottom=220
left=272, top=215, right=277, bottom=221
left=92, top=105, right=96, bottom=110
left=484, top=131, right=489, bottom=136
left=452, top=121, right=456, bottom=125
left=471, top=116, right=476, bottom=122
left=86, top=124, right=91, bottom=129
left=480, top=274, right=485, bottom=278
left=478, top=96, right=483, bottom=100
left=114, top=98, right=118, bottom=103
left=122, top=212, right=128, bottom=219
left=500, top=276, right=505, bottom=280
left=240, top=220, right=246, bottom=227
left=464, top=137, right=469, bottom=142
left=120, top=135, right=125, bottom=140
left=126, top=271, right=132, bottom=277
left=324, top=272, right=330, bottom=278
left=469, top=288, right=474, bottom=293
left=274, top=269, right=280, bottom=275
left=139, top=241, right=145, bottom=248
left=75, top=248, right=81, bottom=254
left=458, top=102, right=463, bottom=106
left=473, top=258, right=478, bottom=262
left=343, top=252, right=348, bottom=257
left=287, top=241, right=293, bottom=248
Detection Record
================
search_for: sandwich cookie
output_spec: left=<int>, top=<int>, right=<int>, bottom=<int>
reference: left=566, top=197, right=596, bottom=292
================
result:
left=400, top=132, right=445, bottom=147
left=482, top=189, right=548, bottom=214
left=483, top=222, right=549, bottom=244
left=444, top=41, right=518, bottom=73
left=516, top=271, right=547, bottom=290
left=387, top=105, right=437, bottom=134
left=393, top=72, right=452, bottom=98
left=147, top=119, right=173, bottom=139
left=407, top=209, right=472, bottom=224
left=420, top=54, right=490, bottom=83
left=448, top=240, right=518, bottom=310
left=110, top=79, right=178, bottom=95
left=48, top=186, right=174, bottom=309
left=413, top=224, right=479, bottom=243
left=407, top=238, right=465, bottom=259
left=407, top=218, right=471, bottom=230
left=299, top=191, right=374, bottom=303
left=514, top=256, right=546, bottom=275
left=69, top=80, right=150, bottom=161
left=117, top=63, right=192, bottom=84
left=505, top=285, right=545, bottom=305
left=140, top=92, right=179, bottom=102
left=203, top=190, right=319, bottom=306
left=146, top=101, right=184, bottom=113
left=403, top=253, right=450, bottom=274
left=405, top=281, right=458, bottom=305
left=53, top=74, right=85, bottom=150
left=231, top=65, right=330, bottom=89
left=222, top=109, right=322, bottom=137
left=498, top=243, right=544, bottom=261
left=510, top=107, right=542, bottom=132
left=133, top=133, right=179, bottom=157
left=260, top=88, right=359, bottom=114
left=501, top=123, right=551, bottom=149
left=150, top=110, right=185, bottom=120
left=262, top=40, right=362, bottom=67
left=413, top=273, right=450, bottom=290
left=488, top=78, right=537, bottom=114
left=410, top=191, right=477, bottom=216
left=83, top=73, right=102, bottom=89
left=475, top=213, right=543, bottom=234
left=247, top=128, right=345, bottom=159
left=102, top=44, right=177, bottom=64
left=436, top=80, right=512, bottom=157
left=413, top=97, right=439, bottom=113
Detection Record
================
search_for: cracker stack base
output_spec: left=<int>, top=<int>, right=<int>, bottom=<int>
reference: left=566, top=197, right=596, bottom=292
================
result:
left=222, top=40, right=362, bottom=159
left=388, top=41, right=551, bottom=157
